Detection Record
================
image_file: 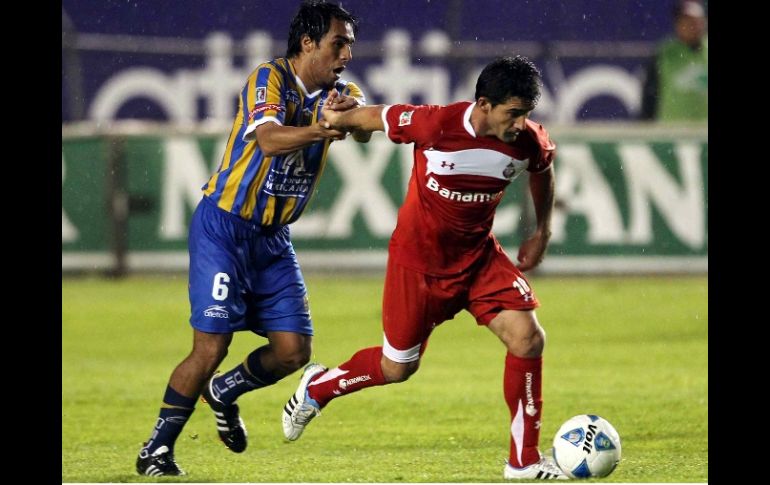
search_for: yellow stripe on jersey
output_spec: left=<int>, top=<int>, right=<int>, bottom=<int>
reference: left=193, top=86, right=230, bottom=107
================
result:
left=204, top=73, right=256, bottom=198
left=343, top=82, right=366, bottom=104
left=302, top=138, right=333, bottom=212
left=239, top=149, right=273, bottom=220
left=204, top=115, right=240, bottom=198
left=293, top=108, right=334, bottom=221
left=279, top=197, right=298, bottom=225
left=255, top=65, right=286, bottom=121
left=261, top=195, right=276, bottom=226
left=219, top=141, right=257, bottom=212
left=218, top=67, right=284, bottom=212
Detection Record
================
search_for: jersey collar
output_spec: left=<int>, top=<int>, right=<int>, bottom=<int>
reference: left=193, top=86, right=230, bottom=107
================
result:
left=463, top=102, right=476, bottom=138
left=294, top=72, right=322, bottom=99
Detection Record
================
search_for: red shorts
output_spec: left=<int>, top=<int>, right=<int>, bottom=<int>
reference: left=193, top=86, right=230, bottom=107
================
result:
left=381, top=238, right=539, bottom=362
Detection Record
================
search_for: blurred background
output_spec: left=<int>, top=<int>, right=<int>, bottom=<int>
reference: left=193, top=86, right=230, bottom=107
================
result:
left=61, top=0, right=708, bottom=276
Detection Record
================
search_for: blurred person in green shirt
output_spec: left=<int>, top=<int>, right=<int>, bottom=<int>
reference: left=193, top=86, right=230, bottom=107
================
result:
left=641, top=0, right=707, bottom=121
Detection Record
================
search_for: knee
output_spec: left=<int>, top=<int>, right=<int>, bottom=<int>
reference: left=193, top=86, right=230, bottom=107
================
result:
left=509, top=326, right=545, bottom=358
left=191, top=333, right=231, bottom=370
left=381, top=358, right=420, bottom=383
left=273, top=343, right=312, bottom=373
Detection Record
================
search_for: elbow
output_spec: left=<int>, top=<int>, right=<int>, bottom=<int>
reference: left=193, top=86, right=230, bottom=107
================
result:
left=254, top=125, right=284, bottom=157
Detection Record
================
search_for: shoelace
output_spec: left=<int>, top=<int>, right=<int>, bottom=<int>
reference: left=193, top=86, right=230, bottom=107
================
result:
left=293, top=402, right=320, bottom=424
left=538, top=458, right=564, bottom=475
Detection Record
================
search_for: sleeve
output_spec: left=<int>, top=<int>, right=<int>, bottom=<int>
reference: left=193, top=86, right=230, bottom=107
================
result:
left=524, top=120, right=556, bottom=173
left=381, top=104, right=442, bottom=146
left=243, top=64, right=287, bottom=141
left=340, top=81, right=366, bottom=106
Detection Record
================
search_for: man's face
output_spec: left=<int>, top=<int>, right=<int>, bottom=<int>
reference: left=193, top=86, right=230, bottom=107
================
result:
left=485, top=97, right=535, bottom=143
left=308, top=18, right=355, bottom=89
left=675, top=14, right=706, bottom=48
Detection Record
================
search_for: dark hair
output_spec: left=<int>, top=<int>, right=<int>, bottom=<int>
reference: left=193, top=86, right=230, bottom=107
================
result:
left=474, top=56, right=542, bottom=106
left=286, top=1, right=358, bottom=58
left=673, top=0, right=706, bottom=19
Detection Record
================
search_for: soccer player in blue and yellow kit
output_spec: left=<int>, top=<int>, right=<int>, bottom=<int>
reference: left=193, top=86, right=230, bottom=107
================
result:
left=136, top=1, right=370, bottom=476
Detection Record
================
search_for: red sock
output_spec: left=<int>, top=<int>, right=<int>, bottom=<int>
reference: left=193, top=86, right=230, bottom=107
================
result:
left=307, top=347, right=386, bottom=407
left=504, top=353, right=543, bottom=467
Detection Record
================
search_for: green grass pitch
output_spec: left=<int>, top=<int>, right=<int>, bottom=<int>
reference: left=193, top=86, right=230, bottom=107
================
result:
left=62, top=274, right=707, bottom=482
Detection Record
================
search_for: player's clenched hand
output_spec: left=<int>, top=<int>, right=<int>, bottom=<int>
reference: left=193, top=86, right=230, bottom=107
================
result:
left=326, top=93, right=361, bottom=112
left=321, top=98, right=345, bottom=131
left=516, top=229, right=551, bottom=272
left=315, top=117, right=347, bottom=140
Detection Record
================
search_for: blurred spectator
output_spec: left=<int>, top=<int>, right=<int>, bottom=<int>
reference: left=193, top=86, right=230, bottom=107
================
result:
left=640, top=0, right=708, bottom=121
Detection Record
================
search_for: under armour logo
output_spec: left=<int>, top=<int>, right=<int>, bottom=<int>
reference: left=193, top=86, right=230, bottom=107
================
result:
left=441, top=161, right=455, bottom=169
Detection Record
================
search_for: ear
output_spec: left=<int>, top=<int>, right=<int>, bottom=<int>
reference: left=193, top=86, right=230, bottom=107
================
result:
left=301, top=34, right=315, bottom=54
left=476, top=97, right=492, bottom=113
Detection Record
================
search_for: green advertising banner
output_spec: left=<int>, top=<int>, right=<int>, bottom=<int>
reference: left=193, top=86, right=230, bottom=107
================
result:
left=62, top=124, right=707, bottom=273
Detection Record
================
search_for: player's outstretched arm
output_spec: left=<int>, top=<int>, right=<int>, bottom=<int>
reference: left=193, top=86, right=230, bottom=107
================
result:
left=322, top=105, right=385, bottom=134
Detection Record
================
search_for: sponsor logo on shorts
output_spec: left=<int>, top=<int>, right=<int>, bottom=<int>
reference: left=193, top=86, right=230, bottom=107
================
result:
left=204, top=304, right=229, bottom=319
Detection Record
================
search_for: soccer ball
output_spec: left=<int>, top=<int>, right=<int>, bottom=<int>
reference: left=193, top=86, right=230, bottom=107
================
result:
left=552, top=414, right=621, bottom=478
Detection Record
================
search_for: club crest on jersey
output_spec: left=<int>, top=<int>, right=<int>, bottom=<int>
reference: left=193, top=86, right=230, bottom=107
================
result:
left=256, top=87, right=266, bottom=103
left=399, top=110, right=414, bottom=126
left=503, top=158, right=530, bottom=180
left=503, top=162, right=517, bottom=179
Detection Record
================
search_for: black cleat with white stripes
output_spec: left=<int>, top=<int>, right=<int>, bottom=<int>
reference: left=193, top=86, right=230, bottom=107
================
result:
left=136, top=446, right=186, bottom=476
left=201, top=375, right=248, bottom=453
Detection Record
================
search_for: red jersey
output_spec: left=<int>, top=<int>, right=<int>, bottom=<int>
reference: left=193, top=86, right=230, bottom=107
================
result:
left=383, top=101, right=555, bottom=276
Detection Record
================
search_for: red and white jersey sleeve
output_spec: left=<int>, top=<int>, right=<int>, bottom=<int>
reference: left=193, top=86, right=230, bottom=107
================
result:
left=382, top=102, right=556, bottom=276
left=382, top=104, right=442, bottom=146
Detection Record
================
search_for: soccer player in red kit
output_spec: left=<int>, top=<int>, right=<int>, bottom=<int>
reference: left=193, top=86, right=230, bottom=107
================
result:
left=282, top=56, right=566, bottom=480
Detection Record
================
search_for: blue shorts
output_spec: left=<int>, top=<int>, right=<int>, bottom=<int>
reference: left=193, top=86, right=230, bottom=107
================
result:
left=187, top=196, right=312, bottom=336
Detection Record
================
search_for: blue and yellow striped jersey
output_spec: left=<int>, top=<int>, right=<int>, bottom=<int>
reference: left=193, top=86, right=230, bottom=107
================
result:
left=202, top=57, right=365, bottom=227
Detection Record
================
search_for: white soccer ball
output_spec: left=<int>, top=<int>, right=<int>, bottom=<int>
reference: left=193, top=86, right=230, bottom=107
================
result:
left=552, top=414, right=621, bottom=478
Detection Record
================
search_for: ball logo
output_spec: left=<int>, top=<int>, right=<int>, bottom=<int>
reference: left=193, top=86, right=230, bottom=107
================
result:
left=581, top=423, right=599, bottom=453
left=561, top=427, right=585, bottom=447
left=594, top=432, right=617, bottom=451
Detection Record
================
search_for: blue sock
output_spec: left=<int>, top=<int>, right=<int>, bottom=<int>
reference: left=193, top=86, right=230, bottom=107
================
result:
left=141, top=385, right=196, bottom=456
left=211, top=347, right=280, bottom=406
